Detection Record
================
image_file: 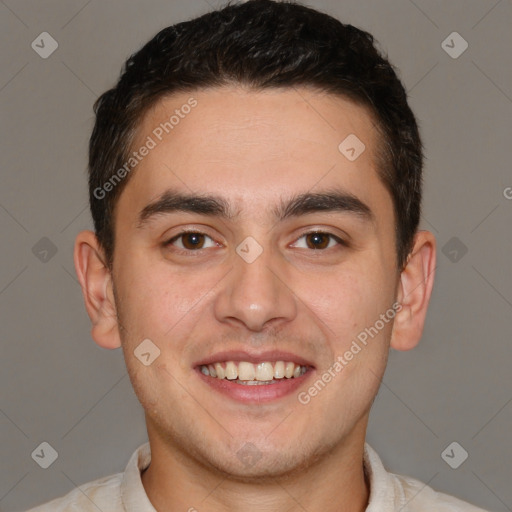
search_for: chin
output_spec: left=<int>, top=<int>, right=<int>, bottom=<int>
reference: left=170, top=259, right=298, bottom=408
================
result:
left=196, top=436, right=332, bottom=483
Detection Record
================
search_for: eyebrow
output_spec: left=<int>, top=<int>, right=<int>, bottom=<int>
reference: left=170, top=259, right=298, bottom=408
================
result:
left=136, top=187, right=374, bottom=228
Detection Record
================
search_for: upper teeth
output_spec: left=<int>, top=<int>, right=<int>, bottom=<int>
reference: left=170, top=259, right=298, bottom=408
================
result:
left=200, top=361, right=307, bottom=381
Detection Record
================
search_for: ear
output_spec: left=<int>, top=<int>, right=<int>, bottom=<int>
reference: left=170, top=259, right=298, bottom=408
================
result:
left=391, top=230, right=436, bottom=351
left=73, top=230, right=121, bottom=349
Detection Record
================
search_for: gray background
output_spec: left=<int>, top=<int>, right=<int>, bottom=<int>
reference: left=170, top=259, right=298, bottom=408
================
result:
left=0, top=0, right=511, bottom=510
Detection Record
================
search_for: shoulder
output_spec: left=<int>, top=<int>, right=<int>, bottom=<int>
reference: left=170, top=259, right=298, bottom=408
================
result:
left=393, top=472, right=492, bottom=511
left=23, top=471, right=123, bottom=511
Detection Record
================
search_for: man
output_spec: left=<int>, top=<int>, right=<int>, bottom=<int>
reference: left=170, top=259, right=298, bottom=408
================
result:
left=26, top=0, right=490, bottom=510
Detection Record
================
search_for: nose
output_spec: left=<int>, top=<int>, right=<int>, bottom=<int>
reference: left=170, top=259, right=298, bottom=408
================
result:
left=213, top=244, right=298, bottom=332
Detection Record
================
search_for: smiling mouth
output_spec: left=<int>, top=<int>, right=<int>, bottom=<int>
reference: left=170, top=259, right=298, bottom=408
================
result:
left=198, top=360, right=309, bottom=385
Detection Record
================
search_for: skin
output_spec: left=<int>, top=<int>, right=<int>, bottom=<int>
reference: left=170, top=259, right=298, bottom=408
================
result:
left=74, top=86, right=436, bottom=512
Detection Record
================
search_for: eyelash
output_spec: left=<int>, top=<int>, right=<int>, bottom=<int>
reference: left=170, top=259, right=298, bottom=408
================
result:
left=164, top=229, right=347, bottom=254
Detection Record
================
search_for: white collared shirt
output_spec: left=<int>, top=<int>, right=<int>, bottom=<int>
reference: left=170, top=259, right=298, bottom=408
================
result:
left=25, top=442, right=491, bottom=511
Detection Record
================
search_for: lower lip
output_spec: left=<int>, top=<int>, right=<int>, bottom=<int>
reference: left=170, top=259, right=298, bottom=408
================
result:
left=195, top=368, right=314, bottom=403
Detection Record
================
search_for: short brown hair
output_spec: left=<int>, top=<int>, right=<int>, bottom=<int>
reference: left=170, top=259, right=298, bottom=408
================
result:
left=89, top=0, right=423, bottom=271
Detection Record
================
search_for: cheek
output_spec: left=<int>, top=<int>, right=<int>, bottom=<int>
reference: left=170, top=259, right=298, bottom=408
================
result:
left=115, top=258, right=209, bottom=339
left=302, top=261, right=396, bottom=345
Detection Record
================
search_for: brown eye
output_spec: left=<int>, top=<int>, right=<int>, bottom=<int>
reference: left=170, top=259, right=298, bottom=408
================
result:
left=305, top=232, right=330, bottom=249
left=291, top=231, right=345, bottom=251
left=166, top=232, right=217, bottom=251
left=181, top=233, right=206, bottom=249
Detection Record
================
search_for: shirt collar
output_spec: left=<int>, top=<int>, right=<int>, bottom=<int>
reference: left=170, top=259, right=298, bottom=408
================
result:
left=363, top=442, right=404, bottom=510
left=121, top=441, right=156, bottom=511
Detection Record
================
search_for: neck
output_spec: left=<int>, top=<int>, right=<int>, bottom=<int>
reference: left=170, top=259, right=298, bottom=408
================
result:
left=141, top=418, right=370, bottom=512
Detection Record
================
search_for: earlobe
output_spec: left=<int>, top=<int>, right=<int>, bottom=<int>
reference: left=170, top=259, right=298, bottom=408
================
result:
left=73, top=230, right=122, bottom=350
left=390, top=230, right=436, bottom=351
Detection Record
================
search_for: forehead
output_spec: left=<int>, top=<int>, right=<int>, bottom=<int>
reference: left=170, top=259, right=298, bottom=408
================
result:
left=118, top=86, right=390, bottom=223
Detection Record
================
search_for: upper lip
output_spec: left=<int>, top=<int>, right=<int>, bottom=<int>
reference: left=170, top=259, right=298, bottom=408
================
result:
left=194, top=350, right=315, bottom=368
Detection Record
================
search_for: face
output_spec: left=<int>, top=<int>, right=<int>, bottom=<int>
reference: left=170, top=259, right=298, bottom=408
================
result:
left=109, top=86, right=400, bottom=478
